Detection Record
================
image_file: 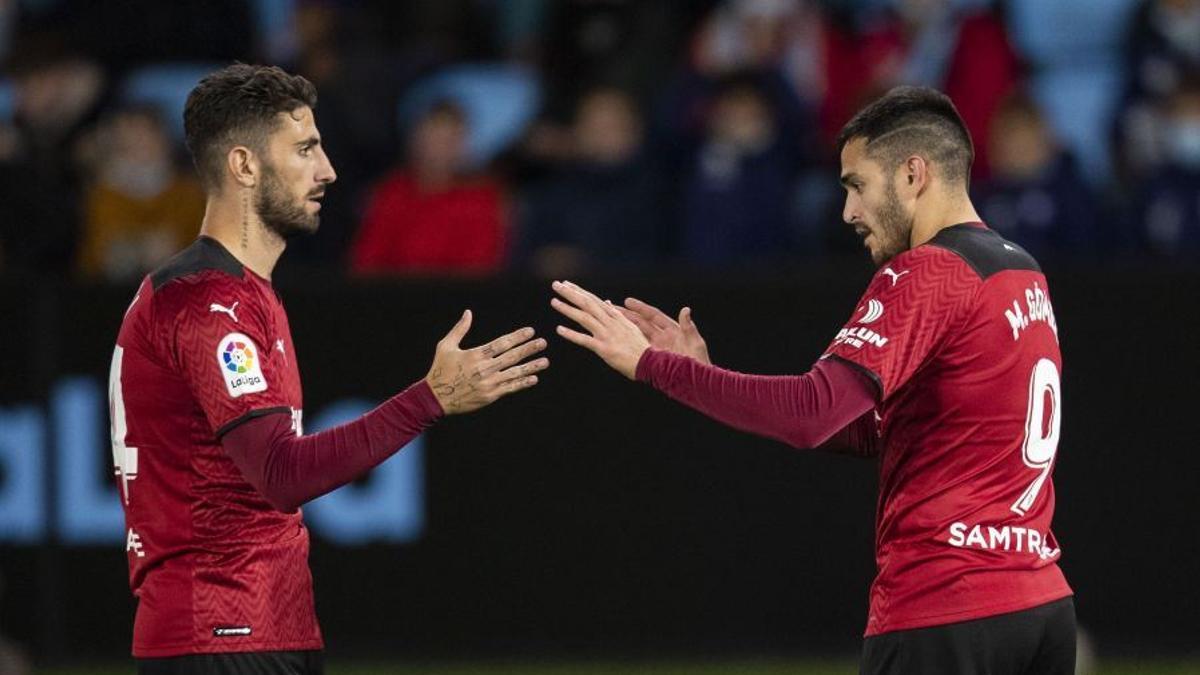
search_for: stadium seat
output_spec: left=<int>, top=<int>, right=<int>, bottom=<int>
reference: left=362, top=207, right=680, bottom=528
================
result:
left=1007, top=0, right=1139, bottom=67
left=119, top=63, right=224, bottom=144
left=1027, top=65, right=1124, bottom=186
left=251, top=0, right=297, bottom=65
left=397, top=64, right=541, bottom=169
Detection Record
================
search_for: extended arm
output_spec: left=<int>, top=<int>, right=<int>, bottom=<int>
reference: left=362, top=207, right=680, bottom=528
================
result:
left=222, top=310, right=548, bottom=511
left=550, top=280, right=881, bottom=456
left=222, top=380, right=441, bottom=512
left=637, top=351, right=879, bottom=453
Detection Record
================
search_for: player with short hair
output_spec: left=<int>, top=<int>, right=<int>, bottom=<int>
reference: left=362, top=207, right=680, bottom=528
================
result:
left=110, top=64, right=549, bottom=675
left=551, top=86, right=1074, bottom=674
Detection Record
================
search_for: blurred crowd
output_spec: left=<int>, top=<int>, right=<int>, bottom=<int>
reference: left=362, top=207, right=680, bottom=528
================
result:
left=2, top=0, right=1199, bottom=283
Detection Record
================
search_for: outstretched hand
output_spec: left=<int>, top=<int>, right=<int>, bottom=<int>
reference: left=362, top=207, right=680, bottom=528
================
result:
left=425, top=310, right=549, bottom=414
left=550, top=280, right=650, bottom=380
left=617, top=297, right=710, bottom=365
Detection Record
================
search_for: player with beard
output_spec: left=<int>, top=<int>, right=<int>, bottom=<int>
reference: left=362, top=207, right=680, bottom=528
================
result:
left=109, top=64, right=549, bottom=674
left=550, top=87, right=1075, bottom=674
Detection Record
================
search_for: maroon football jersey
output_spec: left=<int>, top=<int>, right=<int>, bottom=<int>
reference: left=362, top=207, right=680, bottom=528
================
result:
left=822, top=223, right=1072, bottom=636
left=109, top=237, right=321, bottom=657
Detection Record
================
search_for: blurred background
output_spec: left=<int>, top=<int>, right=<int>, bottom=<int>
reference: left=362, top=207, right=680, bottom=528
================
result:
left=0, top=0, right=1198, bottom=673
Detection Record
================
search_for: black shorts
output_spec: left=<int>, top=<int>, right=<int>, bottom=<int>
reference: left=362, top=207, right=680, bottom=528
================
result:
left=860, top=596, right=1076, bottom=675
left=137, top=650, right=323, bottom=675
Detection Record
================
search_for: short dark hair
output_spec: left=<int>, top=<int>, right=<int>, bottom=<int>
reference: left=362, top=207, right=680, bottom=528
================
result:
left=836, top=86, right=974, bottom=185
left=184, top=64, right=317, bottom=190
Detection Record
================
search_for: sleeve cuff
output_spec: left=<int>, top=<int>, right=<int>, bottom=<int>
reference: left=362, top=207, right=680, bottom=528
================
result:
left=215, top=406, right=292, bottom=437
left=822, top=355, right=884, bottom=402
left=407, top=378, right=445, bottom=421
left=635, top=348, right=661, bottom=383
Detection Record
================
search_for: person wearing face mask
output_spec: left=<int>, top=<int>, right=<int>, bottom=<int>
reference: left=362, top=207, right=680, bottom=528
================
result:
left=77, top=105, right=205, bottom=281
left=1130, top=81, right=1200, bottom=255
left=1119, top=0, right=1200, bottom=178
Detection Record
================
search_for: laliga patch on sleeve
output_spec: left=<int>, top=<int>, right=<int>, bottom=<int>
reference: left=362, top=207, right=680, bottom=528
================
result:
left=216, top=332, right=268, bottom=398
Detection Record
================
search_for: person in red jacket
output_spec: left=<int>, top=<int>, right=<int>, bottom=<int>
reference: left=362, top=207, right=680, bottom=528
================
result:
left=350, top=100, right=508, bottom=275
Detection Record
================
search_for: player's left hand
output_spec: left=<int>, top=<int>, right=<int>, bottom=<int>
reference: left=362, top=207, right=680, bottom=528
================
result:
left=550, top=280, right=650, bottom=380
left=425, top=310, right=549, bottom=415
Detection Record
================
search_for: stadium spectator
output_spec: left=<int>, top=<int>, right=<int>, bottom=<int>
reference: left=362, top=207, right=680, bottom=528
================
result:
left=529, top=0, right=690, bottom=121
left=835, top=0, right=1020, bottom=176
left=1118, top=0, right=1200, bottom=179
left=0, top=35, right=106, bottom=274
left=349, top=100, right=508, bottom=275
left=690, top=0, right=827, bottom=110
left=76, top=105, right=205, bottom=281
left=518, top=86, right=663, bottom=277
left=679, top=74, right=804, bottom=267
left=973, top=92, right=1099, bottom=259
left=1129, top=81, right=1200, bottom=255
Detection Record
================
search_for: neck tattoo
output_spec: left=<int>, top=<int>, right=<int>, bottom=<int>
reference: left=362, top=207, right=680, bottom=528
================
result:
left=241, top=192, right=250, bottom=250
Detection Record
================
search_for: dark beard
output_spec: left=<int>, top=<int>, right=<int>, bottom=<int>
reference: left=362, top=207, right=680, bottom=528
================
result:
left=873, top=181, right=913, bottom=265
left=255, top=164, right=319, bottom=240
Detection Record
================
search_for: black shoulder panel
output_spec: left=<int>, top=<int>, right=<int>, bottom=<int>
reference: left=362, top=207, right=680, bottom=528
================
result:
left=151, top=237, right=244, bottom=290
left=927, top=224, right=1041, bottom=280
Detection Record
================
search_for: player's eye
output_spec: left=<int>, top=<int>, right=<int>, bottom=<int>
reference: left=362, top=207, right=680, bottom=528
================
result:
left=299, top=146, right=311, bottom=157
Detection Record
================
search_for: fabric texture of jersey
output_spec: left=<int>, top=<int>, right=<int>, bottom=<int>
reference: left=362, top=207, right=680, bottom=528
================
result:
left=822, top=223, right=1072, bottom=636
left=110, top=237, right=321, bottom=657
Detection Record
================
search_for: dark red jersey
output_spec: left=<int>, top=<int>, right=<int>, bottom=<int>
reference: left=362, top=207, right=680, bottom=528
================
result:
left=822, top=223, right=1072, bottom=636
left=109, top=237, right=321, bottom=657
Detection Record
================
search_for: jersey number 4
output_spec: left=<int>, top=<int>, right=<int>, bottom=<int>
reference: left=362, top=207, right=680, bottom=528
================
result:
left=1011, top=358, right=1061, bottom=516
left=109, top=346, right=138, bottom=505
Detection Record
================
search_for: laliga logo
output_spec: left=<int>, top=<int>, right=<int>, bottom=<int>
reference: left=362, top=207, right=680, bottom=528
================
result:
left=223, top=340, right=255, bottom=374
left=857, top=298, right=884, bottom=324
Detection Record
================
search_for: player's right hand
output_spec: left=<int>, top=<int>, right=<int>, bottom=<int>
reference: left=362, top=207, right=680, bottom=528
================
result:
left=425, top=310, right=549, bottom=415
left=618, top=297, right=711, bottom=365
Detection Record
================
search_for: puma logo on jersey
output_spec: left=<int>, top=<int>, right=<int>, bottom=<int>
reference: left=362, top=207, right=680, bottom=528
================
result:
left=209, top=301, right=239, bottom=323
left=881, top=267, right=909, bottom=286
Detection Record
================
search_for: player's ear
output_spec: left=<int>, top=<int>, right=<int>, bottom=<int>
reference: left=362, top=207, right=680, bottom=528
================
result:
left=902, top=154, right=929, bottom=197
left=227, top=146, right=258, bottom=189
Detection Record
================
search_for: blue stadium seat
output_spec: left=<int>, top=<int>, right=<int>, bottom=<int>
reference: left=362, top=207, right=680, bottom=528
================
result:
left=398, top=64, right=541, bottom=169
left=1007, top=0, right=1139, bottom=67
left=1029, top=65, right=1125, bottom=185
left=251, top=0, right=297, bottom=64
left=1006, top=0, right=1137, bottom=185
left=119, top=63, right=223, bottom=144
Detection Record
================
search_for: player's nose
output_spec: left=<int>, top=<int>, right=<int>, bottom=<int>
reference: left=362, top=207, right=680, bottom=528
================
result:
left=316, top=148, right=337, bottom=185
left=842, top=197, right=858, bottom=225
